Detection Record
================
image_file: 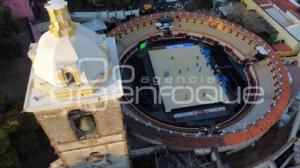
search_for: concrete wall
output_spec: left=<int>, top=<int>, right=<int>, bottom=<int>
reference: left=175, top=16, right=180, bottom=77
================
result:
left=241, top=0, right=300, bottom=52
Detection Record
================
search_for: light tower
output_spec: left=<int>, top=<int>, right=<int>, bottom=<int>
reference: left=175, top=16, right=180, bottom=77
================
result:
left=24, top=0, right=130, bottom=167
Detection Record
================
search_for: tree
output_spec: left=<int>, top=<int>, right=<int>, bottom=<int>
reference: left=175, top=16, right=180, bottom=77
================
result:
left=0, top=92, right=50, bottom=168
left=0, top=92, right=22, bottom=168
left=185, top=0, right=213, bottom=11
left=0, top=6, right=22, bottom=59
left=226, top=2, right=277, bottom=44
left=226, top=3, right=247, bottom=25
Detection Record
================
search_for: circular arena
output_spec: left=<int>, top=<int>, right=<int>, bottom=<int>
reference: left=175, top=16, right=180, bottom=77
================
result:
left=108, top=12, right=291, bottom=151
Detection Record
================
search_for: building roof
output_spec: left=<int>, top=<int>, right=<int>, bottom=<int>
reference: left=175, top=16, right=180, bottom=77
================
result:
left=82, top=19, right=107, bottom=32
left=272, top=43, right=293, bottom=51
left=24, top=33, right=122, bottom=112
left=255, top=0, right=300, bottom=17
left=33, top=0, right=111, bottom=87
left=270, top=0, right=300, bottom=15
left=24, top=0, right=123, bottom=111
left=265, top=7, right=293, bottom=27
left=286, top=23, right=300, bottom=41
left=254, top=0, right=300, bottom=42
left=33, top=24, right=110, bottom=86
left=255, top=0, right=270, bottom=5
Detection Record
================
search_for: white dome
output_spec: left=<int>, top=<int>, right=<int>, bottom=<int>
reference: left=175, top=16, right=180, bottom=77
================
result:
left=33, top=24, right=110, bottom=87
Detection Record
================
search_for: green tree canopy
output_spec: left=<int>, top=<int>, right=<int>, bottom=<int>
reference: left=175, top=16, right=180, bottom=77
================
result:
left=0, top=92, right=50, bottom=168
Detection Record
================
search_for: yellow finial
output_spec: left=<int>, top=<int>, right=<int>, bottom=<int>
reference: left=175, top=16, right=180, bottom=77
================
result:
left=45, top=0, right=77, bottom=38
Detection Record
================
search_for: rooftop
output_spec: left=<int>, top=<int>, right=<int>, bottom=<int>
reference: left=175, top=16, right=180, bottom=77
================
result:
left=264, top=7, right=293, bottom=27
left=254, top=0, right=300, bottom=42
left=24, top=37, right=123, bottom=112
left=255, top=0, right=300, bottom=16
left=286, top=23, right=300, bottom=41
left=82, top=19, right=107, bottom=32
left=272, top=43, right=293, bottom=52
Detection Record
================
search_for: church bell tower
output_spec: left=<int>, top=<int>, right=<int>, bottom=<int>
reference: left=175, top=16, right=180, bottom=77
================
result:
left=24, top=0, right=130, bottom=167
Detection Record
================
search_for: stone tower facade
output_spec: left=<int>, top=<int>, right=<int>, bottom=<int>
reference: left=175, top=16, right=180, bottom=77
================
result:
left=24, top=0, right=129, bottom=167
left=36, top=100, right=129, bottom=168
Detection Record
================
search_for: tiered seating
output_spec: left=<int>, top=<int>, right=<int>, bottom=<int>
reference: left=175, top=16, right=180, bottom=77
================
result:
left=112, top=11, right=291, bottom=148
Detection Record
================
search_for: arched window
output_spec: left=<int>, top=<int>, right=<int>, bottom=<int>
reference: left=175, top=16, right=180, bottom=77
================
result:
left=68, top=109, right=96, bottom=140
left=65, top=72, right=75, bottom=84
left=86, top=152, right=111, bottom=166
left=58, top=68, right=81, bottom=86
